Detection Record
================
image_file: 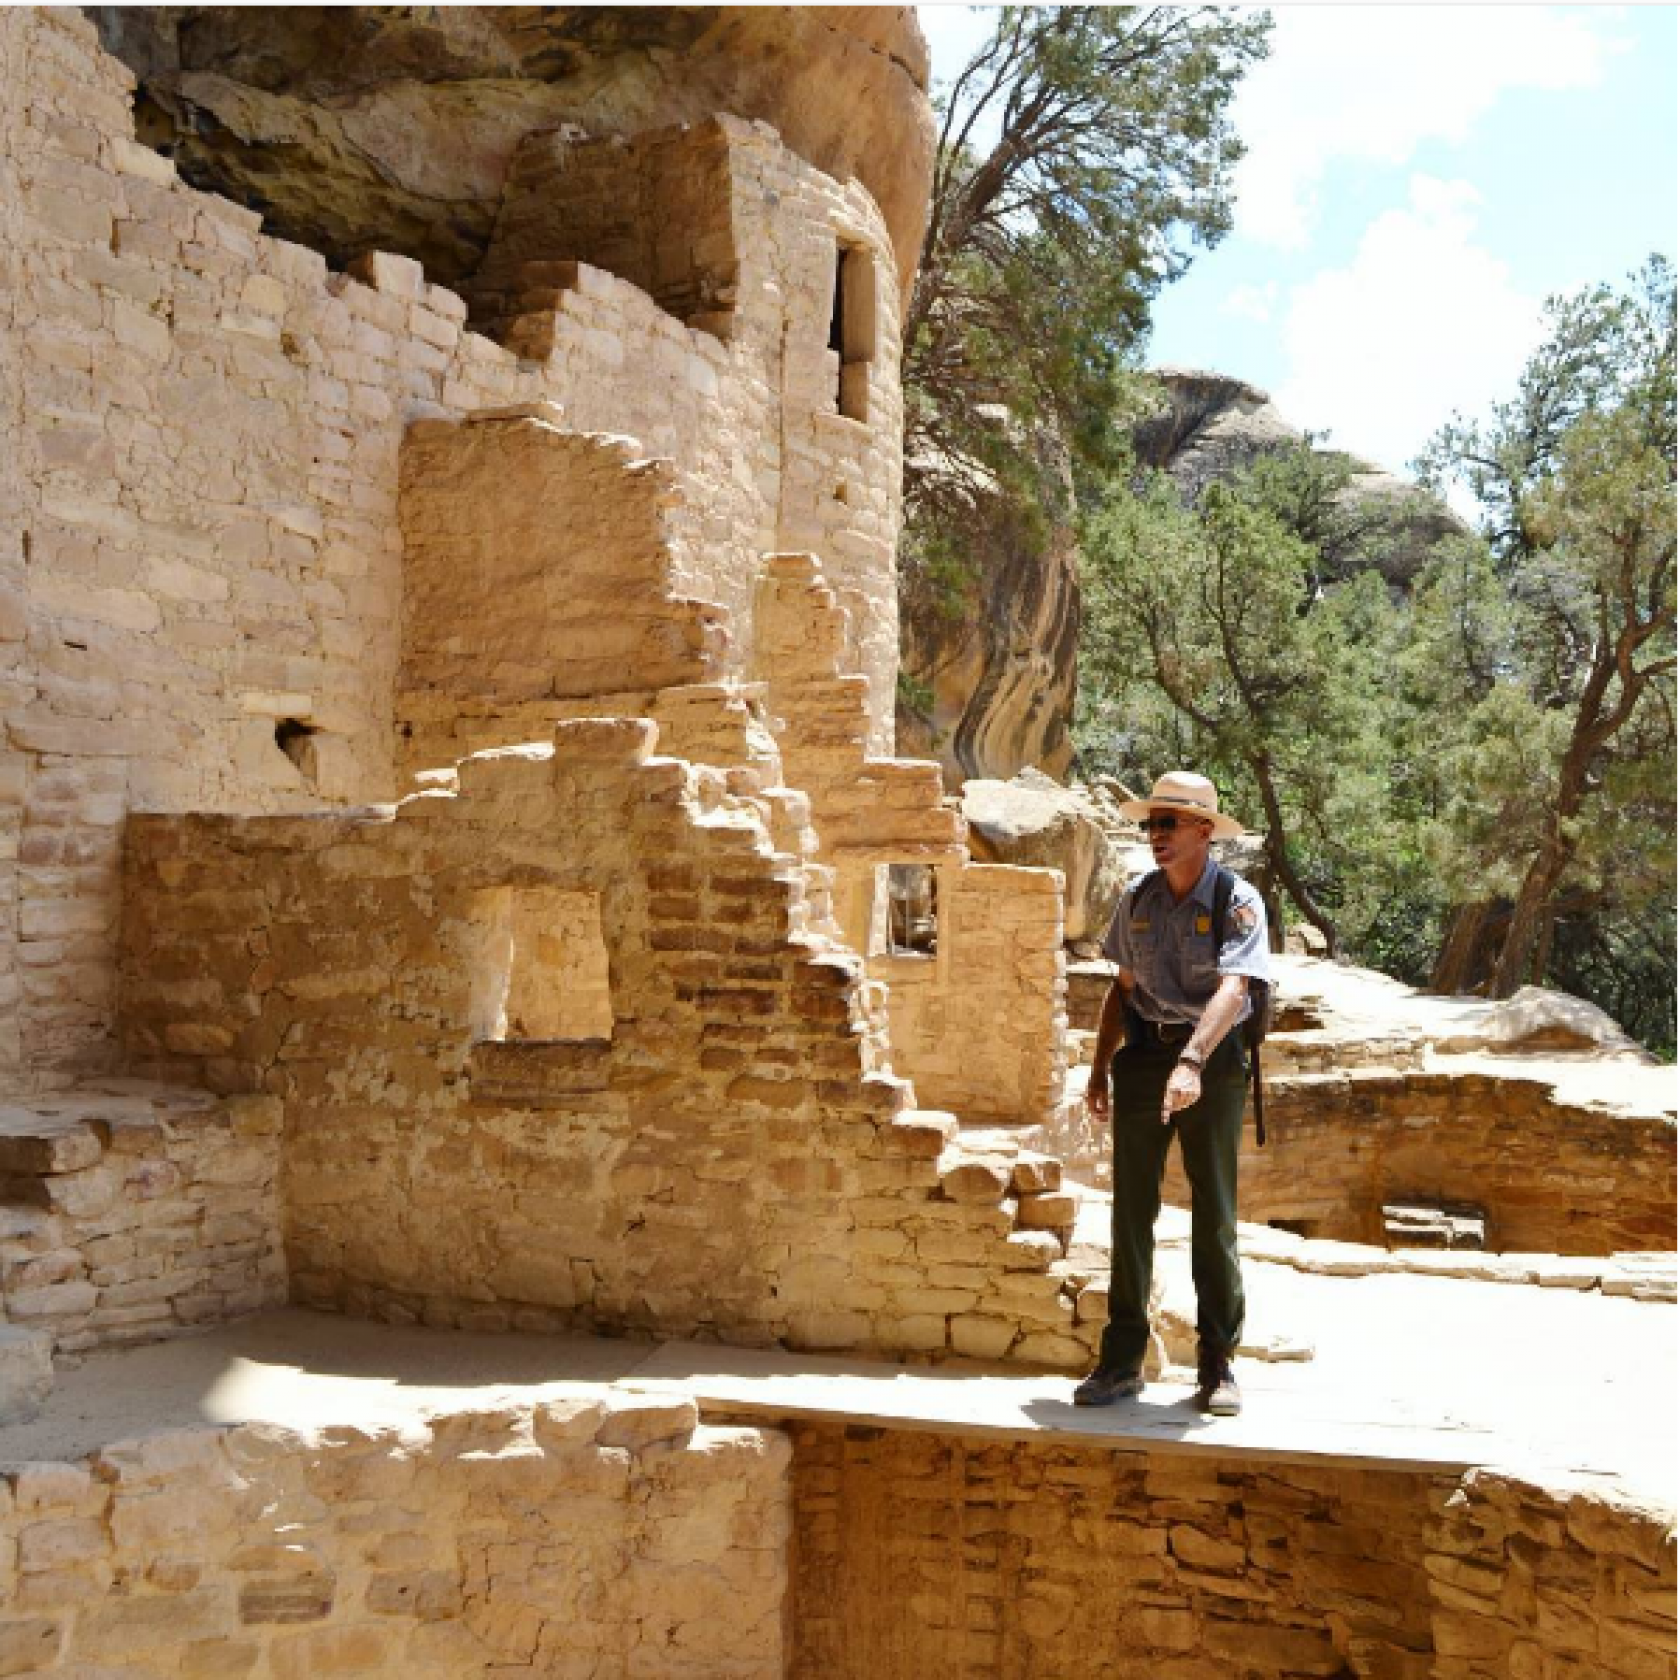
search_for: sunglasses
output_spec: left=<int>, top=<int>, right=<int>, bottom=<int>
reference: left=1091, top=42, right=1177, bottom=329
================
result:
left=1141, top=812, right=1209, bottom=834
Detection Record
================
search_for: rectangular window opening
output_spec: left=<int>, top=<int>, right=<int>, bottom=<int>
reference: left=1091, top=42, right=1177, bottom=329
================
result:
left=471, top=887, right=614, bottom=1043
left=885, top=863, right=938, bottom=959
left=832, top=242, right=876, bottom=422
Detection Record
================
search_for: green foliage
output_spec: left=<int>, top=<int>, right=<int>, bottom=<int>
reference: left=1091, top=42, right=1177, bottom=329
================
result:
left=1076, top=260, right=1676, bottom=1051
left=901, top=7, right=1270, bottom=614
left=1412, top=259, right=1676, bottom=1011
left=1077, top=448, right=1414, bottom=961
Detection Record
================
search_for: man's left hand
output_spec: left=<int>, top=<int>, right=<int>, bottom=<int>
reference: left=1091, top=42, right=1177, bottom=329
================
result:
left=1160, top=1059, right=1202, bottom=1123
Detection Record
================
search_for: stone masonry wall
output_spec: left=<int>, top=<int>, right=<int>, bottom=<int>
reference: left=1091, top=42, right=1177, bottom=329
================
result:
left=0, top=1393, right=788, bottom=1676
left=0, top=1081, right=283, bottom=1353
left=785, top=1425, right=1677, bottom=1680
left=119, top=722, right=1096, bottom=1368
left=754, top=553, right=1070, bottom=1131
left=1167, top=1069, right=1677, bottom=1255
left=882, top=865, right=1070, bottom=1126
left=395, top=414, right=732, bottom=769
left=1, top=8, right=903, bottom=1084
left=470, top=119, right=744, bottom=335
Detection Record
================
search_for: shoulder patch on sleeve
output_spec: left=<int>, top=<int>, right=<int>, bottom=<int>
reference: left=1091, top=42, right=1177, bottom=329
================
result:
left=1231, top=903, right=1259, bottom=935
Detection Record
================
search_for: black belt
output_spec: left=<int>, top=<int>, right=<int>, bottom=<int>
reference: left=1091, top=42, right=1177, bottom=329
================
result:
left=1137, top=1019, right=1194, bottom=1046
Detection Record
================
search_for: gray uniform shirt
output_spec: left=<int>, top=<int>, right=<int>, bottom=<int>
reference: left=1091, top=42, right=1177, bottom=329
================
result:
left=1101, top=858, right=1271, bottom=1026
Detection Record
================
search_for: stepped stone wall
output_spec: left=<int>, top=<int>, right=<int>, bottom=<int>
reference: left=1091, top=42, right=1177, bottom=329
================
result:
left=784, top=1425, right=1677, bottom=1680
left=0, top=7, right=902, bottom=1086
left=754, top=553, right=1070, bottom=1128
left=0, top=1082, right=283, bottom=1354
left=118, top=719, right=1095, bottom=1368
left=0, top=1395, right=788, bottom=1677
left=1167, top=1069, right=1677, bottom=1256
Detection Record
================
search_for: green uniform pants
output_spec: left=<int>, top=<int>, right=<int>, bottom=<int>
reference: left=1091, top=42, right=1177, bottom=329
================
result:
left=1097, top=1031, right=1247, bottom=1375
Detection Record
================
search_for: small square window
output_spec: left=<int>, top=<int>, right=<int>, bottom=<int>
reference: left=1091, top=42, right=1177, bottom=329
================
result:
left=472, top=887, right=613, bottom=1043
left=884, top=864, right=938, bottom=959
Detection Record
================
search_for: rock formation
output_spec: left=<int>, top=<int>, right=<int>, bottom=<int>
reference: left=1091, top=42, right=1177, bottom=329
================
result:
left=897, top=494, right=1079, bottom=786
left=1135, top=365, right=1468, bottom=587
left=84, top=6, right=935, bottom=297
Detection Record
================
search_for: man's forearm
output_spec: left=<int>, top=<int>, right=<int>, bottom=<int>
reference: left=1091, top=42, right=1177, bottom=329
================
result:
left=1184, top=974, right=1248, bottom=1065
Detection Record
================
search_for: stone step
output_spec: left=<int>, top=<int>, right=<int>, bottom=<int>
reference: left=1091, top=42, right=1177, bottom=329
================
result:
left=937, top=1130, right=1074, bottom=1248
left=1382, top=1202, right=1488, bottom=1251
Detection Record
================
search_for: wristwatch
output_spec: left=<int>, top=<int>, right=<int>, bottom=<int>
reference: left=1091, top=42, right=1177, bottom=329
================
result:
left=1178, top=1047, right=1205, bottom=1070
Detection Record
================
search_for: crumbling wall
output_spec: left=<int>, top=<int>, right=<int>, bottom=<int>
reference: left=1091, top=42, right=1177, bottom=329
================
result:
left=0, top=1395, right=788, bottom=1676
left=119, top=722, right=1093, bottom=1367
left=0, top=9, right=904, bottom=1085
left=470, top=120, right=743, bottom=335
left=785, top=1426, right=1677, bottom=1680
left=1170, top=1070, right=1677, bottom=1255
left=0, top=1082, right=283, bottom=1353
left=395, top=414, right=732, bottom=771
left=880, top=865, right=1069, bottom=1124
left=756, top=553, right=1070, bottom=1128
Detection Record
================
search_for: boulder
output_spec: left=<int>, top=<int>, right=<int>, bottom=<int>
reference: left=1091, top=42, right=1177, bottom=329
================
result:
left=1482, top=986, right=1652, bottom=1058
left=961, top=770, right=1124, bottom=945
left=86, top=6, right=935, bottom=295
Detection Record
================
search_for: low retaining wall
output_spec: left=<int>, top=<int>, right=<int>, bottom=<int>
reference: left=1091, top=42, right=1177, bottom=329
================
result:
left=784, top=1425, right=1677, bottom=1679
left=2, top=1393, right=1671, bottom=1677
left=0, top=1082, right=283, bottom=1352
left=0, top=1393, right=787, bottom=1676
left=1164, top=1068, right=1675, bottom=1256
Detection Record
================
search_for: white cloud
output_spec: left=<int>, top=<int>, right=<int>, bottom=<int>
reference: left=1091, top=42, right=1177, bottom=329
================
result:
left=1222, top=281, right=1278, bottom=323
left=1233, top=7, right=1628, bottom=249
left=1274, top=175, right=1544, bottom=474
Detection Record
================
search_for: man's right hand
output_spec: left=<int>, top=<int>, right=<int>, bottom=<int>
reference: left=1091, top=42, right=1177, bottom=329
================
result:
left=1084, top=1067, right=1111, bottom=1121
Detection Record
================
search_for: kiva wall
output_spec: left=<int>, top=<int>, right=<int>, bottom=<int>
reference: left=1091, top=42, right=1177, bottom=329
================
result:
left=0, top=1395, right=788, bottom=1677
left=1168, top=1070, right=1677, bottom=1256
left=0, top=7, right=903, bottom=1086
left=784, top=1426, right=1677, bottom=1680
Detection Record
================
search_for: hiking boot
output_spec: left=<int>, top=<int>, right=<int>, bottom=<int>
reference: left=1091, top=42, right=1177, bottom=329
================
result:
left=1072, top=1367, right=1144, bottom=1407
left=1195, top=1355, right=1241, bottom=1416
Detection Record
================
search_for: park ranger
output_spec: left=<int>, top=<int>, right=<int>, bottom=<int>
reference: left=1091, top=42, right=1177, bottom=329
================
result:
left=1074, top=771, right=1270, bottom=1415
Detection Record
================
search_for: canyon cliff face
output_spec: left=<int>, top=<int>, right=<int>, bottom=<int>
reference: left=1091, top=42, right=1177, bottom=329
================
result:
left=84, top=6, right=934, bottom=297
left=897, top=497, right=1079, bottom=788
left=897, top=368, right=1466, bottom=789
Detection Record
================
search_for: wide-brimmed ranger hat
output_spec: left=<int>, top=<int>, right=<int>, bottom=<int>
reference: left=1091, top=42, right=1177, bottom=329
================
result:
left=1118, top=771, right=1246, bottom=840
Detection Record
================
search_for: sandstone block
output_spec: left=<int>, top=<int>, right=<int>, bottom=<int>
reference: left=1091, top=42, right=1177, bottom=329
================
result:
left=1003, top=1231, right=1060, bottom=1272
left=785, top=1309, right=872, bottom=1351
left=1010, top=1152, right=1062, bottom=1194
left=595, top=1396, right=699, bottom=1452
left=949, top=1315, right=1016, bottom=1360
left=937, top=1155, right=1010, bottom=1203
left=0, top=1327, right=54, bottom=1426
left=1009, top=1330, right=1087, bottom=1369
left=0, top=1619, right=63, bottom=1675
left=1015, top=1190, right=1077, bottom=1230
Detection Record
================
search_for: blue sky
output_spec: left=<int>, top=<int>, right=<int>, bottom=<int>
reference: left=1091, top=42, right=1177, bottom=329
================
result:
left=917, top=5, right=1678, bottom=478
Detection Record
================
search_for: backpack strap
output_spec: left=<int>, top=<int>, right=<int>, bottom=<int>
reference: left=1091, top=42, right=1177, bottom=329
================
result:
left=1211, top=865, right=1265, bottom=1148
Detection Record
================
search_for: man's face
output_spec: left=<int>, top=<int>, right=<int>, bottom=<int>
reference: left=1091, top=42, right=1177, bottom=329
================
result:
left=1143, top=808, right=1214, bottom=869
